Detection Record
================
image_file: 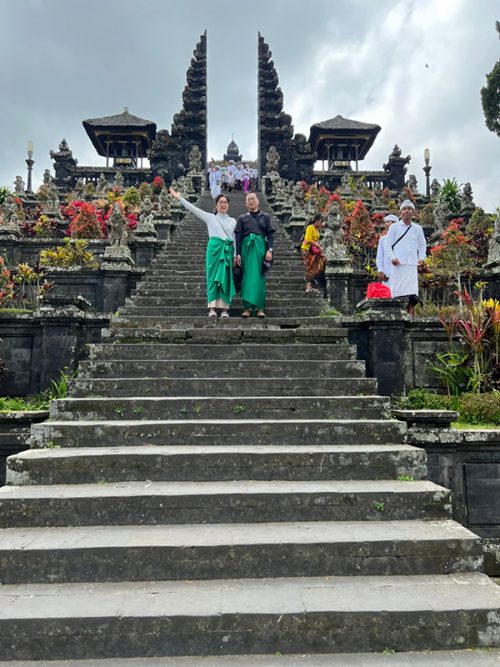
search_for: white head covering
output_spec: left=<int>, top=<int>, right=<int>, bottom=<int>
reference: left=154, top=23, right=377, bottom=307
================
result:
left=399, top=199, right=416, bottom=210
left=384, top=214, right=400, bottom=223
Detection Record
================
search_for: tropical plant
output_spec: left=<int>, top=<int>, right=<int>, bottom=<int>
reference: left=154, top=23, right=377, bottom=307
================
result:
left=437, top=178, right=462, bottom=214
left=426, top=219, right=476, bottom=296
left=0, top=186, right=10, bottom=205
left=33, top=214, right=58, bottom=238
left=39, top=238, right=99, bottom=268
left=465, top=207, right=495, bottom=263
left=123, top=186, right=141, bottom=208
left=67, top=202, right=103, bottom=239
left=480, top=21, right=500, bottom=138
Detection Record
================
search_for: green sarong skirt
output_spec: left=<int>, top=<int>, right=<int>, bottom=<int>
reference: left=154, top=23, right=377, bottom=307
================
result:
left=241, top=233, right=267, bottom=310
left=205, top=237, right=236, bottom=306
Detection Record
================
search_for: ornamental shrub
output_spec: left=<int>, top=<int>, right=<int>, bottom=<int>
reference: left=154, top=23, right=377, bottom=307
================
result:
left=67, top=202, right=103, bottom=239
left=458, top=392, right=500, bottom=425
left=39, top=238, right=98, bottom=268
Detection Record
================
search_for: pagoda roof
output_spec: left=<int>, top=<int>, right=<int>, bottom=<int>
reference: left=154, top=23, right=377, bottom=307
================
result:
left=82, top=108, right=157, bottom=157
left=309, top=114, right=381, bottom=161
left=310, top=115, right=380, bottom=132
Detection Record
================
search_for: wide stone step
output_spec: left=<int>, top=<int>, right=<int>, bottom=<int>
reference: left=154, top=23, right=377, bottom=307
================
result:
left=0, top=573, right=498, bottom=660
left=8, top=444, right=422, bottom=484
left=119, top=306, right=324, bottom=318
left=2, top=650, right=500, bottom=666
left=0, top=520, right=481, bottom=584
left=125, top=296, right=324, bottom=308
left=102, top=326, right=349, bottom=345
left=132, top=288, right=319, bottom=299
left=70, top=376, right=378, bottom=397
left=110, top=316, right=342, bottom=329
left=87, top=343, right=357, bottom=362
left=30, top=418, right=405, bottom=448
left=51, top=395, right=384, bottom=421
left=0, top=479, right=450, bottom=527
left=77, top=359, right=366, bottom=379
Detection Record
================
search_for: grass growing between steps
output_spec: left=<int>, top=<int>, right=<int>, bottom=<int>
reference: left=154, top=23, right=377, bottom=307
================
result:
left=0, top=369, right=72, bottom=412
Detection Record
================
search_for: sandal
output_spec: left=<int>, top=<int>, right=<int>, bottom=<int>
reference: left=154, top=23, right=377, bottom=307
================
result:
left=241, top=309, right=251, bottom=318
left=256, top=310, right=266, bottom=318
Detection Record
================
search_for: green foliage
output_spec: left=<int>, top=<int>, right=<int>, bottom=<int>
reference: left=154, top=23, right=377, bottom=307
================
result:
left=397, top=475, right=414, bottom=481
left=437, top=178, right=462, bottom=214
left=39, top=238, right=99, bottom=268
left=49, top=369, right=71, bottom=399
left=123, top=186, right=141, bottom=208
left=396, top=389, right=500, bottom=425
left=428, top=350, right=478, bottom=396
left=481, top=51, right=500, bottom=137
left=466, top=208, right=495, bottom=262
left=458, top=391, right=500, bottom=425
left=0, top=186, right=10, bottom=204
left=320, top=306, right=340, bottom=318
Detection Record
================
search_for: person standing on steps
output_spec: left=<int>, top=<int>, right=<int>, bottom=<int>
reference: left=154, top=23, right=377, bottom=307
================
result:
left=375, top=213, right=399, bottom=287
left=385, top=200, right=427, bottom=316
left=169, top=187, right=237, bottom=318
left=235, top=192, right=275, bottom=318
left=301, top=213, right=326, bottom=293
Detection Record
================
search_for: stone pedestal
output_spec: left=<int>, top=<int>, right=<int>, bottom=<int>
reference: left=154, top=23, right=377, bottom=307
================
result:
left=286, top=215, right=307, bottom=244
left=190, top=174, right=204, bottom=196
left=355, top=298, right=410, bottom=396
left=132, top=238, right=162, bottom=267
left=325, top=259, right=354, bottom=314
left=100, top=245, right=135, bottom=271
left=154, top=218, right=175, bottom=241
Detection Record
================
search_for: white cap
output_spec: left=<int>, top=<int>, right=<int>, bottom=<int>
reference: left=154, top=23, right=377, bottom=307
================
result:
left=384, top=214, right=400, bottom=223
left=400, top=199, right=416, bottom=210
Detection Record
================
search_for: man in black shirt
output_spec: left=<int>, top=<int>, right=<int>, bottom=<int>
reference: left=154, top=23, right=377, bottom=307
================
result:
left=235, top=193, right=275, bottom=317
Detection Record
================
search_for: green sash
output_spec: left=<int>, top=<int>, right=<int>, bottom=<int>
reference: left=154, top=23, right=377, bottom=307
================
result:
left=205, top=237, right=235, bottom=305
left=241, top=233, right=267, bottom=310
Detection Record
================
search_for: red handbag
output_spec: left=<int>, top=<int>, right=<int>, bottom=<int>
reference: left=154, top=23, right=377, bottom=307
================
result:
left=366, top=282, right=391, bottom=298
left=310, top=243, right=321, bottom=256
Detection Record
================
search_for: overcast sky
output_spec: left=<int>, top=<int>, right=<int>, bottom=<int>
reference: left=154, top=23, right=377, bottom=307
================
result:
left=0, top=0, right=498, bottom=211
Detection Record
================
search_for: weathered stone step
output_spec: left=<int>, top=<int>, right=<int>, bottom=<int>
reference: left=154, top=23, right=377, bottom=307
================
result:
left=70, top=375, right=378, bottom=397
left=102, top=326, right=349, bottom=345
left=87, top=343, right=356, bottom=362
left=125, top=296, right=324, bottom=308
left=0, top=479, right=450, bottom=527
left=0, top=520, right=480, bottom=584
left=8, top=444, right=420, bottom=485
left=31, top=418, right=405, bottom=448
left=110, top=316, right=341, bottom=329
left=132, top=288, right=319, bottom=299
left=2, top=649, right=500, bottom=666
left=0, top=573, right=498, bottom=660
left=77, top=358, right=365, bottom=379
left=51, top=394, right=382, bottom=421
left=119, top=306, right=325, bottom=318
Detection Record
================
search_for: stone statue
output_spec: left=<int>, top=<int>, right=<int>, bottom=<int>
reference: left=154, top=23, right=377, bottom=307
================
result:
left=291, top=181, right=305, bottom=216
left=188, top=145, right=202, bottom=174
left=43, top=169, right=52, bottom=186
left=74, top=178, right=86, bottom=200
left=322, top=202, right=349, bottom=262
left=383, top=144, right=411, bottom=191
left=43, top=183, right=60, bottom=216
left=340, top=172, right=351, bottom=194
left=486, top=214, right=500, bottom=269
left=407, top=174, right=419, bottom=195
left=14, top=175, right=25, bottom=195
left=158, top=187, right=171, bottom=218
left=96, top=173, right=108, bottom=196
left=0, top=195, right=21, bottom=234
left=432, top=198, right=450, bottom=239
left=107, top=203, right=130, bottom=247
left=461, top=182, right=474, bottom=208
left=137, top=196, right=156, bottom=236
left=113, top=171, right=124, bottom=191
left=265, top=145, right=280, bottom=174
left=430, top=178, right=441, bottom=200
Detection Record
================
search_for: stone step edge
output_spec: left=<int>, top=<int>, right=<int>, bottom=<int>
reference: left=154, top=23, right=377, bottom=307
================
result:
left=1, top=649, right=499, bottom=666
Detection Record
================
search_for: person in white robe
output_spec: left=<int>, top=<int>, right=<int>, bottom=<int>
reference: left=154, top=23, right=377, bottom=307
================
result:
left=210, top=167, right=222, bottom=198
left=376, top=214, right=399, bottom=287
left=385, top=200, right=427, bottom=315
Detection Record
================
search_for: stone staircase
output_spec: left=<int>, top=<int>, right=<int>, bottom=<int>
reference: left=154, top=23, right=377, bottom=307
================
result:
left=0, top=190, right=499, bottom=664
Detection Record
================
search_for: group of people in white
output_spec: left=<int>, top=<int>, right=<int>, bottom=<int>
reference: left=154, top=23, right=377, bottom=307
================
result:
left=376, top=199, right=427, bottom=316
left=207, top=163, right=258, bottom=198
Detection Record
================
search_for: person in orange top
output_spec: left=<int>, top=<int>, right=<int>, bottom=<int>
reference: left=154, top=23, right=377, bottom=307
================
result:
left=301, top=213, right=326, bottom=292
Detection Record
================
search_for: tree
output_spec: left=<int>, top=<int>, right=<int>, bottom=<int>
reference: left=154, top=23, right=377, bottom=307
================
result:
left=480, top=21, right=500, bottom=138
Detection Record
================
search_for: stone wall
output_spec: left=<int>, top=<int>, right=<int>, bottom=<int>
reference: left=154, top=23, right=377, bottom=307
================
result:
left=0, top=308, right=109, bottom=396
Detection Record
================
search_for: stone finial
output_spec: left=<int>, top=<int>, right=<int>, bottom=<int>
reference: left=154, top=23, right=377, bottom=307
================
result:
left=430, top=178, right=441, bottom=200
left=43, top=169, right=52, bottom=186
left=0, top=194, right=21, bottom=235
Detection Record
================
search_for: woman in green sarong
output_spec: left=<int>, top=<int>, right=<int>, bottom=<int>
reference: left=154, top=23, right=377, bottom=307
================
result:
left=169, top=188, right=237, bottom=317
